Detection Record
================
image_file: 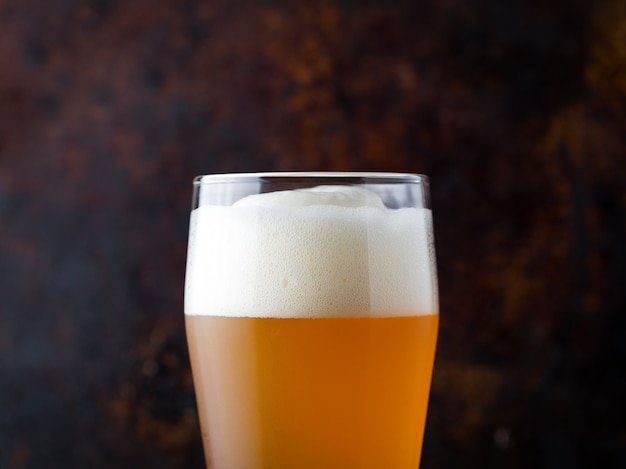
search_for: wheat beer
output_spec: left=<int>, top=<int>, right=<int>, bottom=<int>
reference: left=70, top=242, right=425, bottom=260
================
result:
left=185, top=175, right=439, bottom=469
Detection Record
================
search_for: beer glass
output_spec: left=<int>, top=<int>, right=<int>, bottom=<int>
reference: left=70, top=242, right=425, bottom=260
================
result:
left=184, top=172, right=439, bottom=469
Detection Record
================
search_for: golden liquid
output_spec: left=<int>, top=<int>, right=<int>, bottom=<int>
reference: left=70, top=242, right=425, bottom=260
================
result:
left=186, top=314, right=438, bottom=469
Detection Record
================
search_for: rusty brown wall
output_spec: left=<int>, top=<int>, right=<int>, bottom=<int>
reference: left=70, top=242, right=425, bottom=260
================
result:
left=0, top=0, right=625, bottom=467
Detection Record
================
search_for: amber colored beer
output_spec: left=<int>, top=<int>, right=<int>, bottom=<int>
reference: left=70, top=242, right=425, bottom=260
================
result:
left=185, top=175, right=439, bottom=468
left=186, top=313, right=438, bottom=469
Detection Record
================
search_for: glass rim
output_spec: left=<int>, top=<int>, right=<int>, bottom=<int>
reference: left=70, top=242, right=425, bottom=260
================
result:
left=193, top=172, right=428, bottom=185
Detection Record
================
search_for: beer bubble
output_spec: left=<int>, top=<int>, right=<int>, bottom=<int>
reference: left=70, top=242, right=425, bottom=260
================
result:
left=185, top=186, right=437, bottom=318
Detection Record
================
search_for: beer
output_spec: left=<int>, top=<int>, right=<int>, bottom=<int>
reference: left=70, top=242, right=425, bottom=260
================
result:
left=185, top=177, right=439, bottom=469
left=186, top=314, right=438, bottom=469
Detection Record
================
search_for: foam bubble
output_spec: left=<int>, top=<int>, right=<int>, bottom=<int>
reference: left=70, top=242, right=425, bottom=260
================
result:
left=233, top=185, right=387, bottom=209
left=184, top=186, right=438, bottom=317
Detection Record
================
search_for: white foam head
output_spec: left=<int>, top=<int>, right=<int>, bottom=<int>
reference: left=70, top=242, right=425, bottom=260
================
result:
left=184, top=186, right=438, bottom=318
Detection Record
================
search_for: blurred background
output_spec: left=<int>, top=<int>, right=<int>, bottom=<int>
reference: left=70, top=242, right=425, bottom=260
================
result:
left=0, top=0, right=625, bottom=467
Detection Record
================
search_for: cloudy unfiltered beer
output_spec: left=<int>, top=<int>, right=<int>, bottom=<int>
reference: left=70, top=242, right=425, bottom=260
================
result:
left=186, top=314, right=437, bottom=469
left=185, top=179, right=439, bottom=469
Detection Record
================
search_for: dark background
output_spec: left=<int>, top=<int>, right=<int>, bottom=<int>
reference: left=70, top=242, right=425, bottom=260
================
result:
left=1, top=0, right=625, bottom=467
